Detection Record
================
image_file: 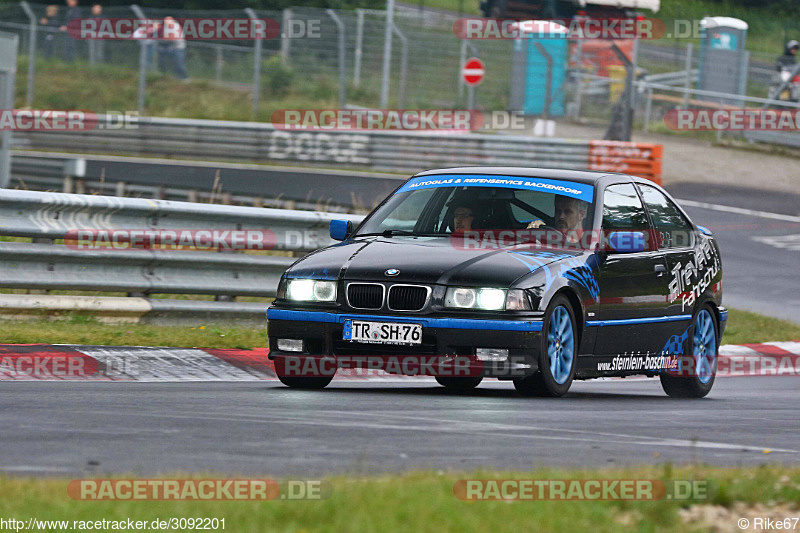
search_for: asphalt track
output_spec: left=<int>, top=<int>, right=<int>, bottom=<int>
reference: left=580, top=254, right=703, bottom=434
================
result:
left=1, top=377, right=797, bottom=477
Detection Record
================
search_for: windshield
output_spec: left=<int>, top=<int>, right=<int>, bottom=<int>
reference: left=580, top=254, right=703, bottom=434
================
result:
left=355, top=175, right=596, bottom=247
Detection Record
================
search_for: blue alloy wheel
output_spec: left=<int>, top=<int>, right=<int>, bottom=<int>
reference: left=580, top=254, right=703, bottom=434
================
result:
left=693, top=309, right=717, bottom=384
left=548, top=305, right=575, bottom=385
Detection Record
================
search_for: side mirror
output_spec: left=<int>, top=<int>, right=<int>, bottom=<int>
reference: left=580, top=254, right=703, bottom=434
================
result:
left=606, top=231, right=646, bottom=253
left=330, top=219, right=353, bottom=241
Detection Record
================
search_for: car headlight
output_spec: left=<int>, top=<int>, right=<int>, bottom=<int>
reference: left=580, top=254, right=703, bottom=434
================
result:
left=285, top=279, right=337, bottom=302
left=444, top=288, right=530, bottom=311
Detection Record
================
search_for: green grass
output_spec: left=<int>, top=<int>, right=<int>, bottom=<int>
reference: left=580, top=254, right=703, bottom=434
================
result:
left=0, top=308, right=795, bottom=350
left=14, top=57, right=347, bottom=122
left=0, top=465, right=797, bottom=532
left=721, top=308, right=800, bottom=345
left=0, top=316, right=266, bottom=349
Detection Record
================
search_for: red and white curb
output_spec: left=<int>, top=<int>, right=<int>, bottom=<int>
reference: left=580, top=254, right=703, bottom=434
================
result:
left=0, top=342, right=798, bottom=382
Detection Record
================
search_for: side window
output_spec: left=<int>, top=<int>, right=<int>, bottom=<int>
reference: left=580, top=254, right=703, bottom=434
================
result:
left=638, top=185, right=694, bottom=249
left=602, top=183, right=651, bottom=232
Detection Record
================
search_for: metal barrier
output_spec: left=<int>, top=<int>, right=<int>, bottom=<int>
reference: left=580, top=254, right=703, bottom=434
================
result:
left=0, top=188, right=364, bottom=322
left=8, top=151, right=403, bottom=211
left=14, top=115, right=664, bottom=183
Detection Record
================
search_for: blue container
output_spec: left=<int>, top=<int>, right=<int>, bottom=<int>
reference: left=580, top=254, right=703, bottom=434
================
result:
left=523, top=24, right=568, bottom=117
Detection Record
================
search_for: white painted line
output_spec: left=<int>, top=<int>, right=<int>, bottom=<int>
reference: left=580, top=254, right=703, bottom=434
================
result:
left=752, top=234, right=800, bottom=251
left=0, top=465, right=74, bottom=473
left=676, top=198, right=800, bottom=223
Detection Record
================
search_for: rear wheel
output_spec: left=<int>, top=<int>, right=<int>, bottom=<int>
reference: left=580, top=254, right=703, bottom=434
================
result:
left=660, top=306, right=718, bottom=398
left=514, top=295, right=577, bottom=397
left=436, top=376, right=483, bottom=392
left=277, top=375, right=333, bottom=389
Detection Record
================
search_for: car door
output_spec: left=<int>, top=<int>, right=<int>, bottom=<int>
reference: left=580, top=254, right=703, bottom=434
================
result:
left=593, top=182, right=673, bottom=357
left=637, top=183, right=698, bottom=340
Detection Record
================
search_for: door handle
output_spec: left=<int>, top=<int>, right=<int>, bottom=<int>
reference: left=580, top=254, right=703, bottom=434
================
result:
left=654, top=264, right=667, bottom=276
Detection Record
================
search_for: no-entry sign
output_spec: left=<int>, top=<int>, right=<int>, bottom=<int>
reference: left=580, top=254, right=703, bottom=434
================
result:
left=462, top=57, right=484, bottom=86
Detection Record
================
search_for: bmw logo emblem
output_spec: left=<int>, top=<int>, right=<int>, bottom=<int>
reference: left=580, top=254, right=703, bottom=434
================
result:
left=385, top=268, right=400, bottom=276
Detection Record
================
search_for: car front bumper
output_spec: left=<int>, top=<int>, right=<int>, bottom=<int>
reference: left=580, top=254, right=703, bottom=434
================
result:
left=266, top=308, right=544, bottom=379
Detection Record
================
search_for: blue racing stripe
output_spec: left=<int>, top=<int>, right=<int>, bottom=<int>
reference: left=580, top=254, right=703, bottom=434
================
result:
left=267, top=308, right=544, bottom=332
left=586, top=314, right=693, bottom=327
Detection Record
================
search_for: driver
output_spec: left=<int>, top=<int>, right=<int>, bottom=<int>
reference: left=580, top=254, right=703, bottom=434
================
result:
left=526, top=195, right=588, bottom=238
left=452, top=205, right=476, bottom=232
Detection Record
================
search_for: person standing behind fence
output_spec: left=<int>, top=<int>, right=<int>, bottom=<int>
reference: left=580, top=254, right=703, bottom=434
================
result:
left=160, top=17, right=188, bottom=80
left=39, top=5, right=60, bottom=59
left=88, top=4, right=104, bottom=63
left=59, top=0, right=81, bottom=62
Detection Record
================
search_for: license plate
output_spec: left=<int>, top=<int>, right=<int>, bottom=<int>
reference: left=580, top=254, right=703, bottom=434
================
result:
left=343, top=320, right=422, bottom=345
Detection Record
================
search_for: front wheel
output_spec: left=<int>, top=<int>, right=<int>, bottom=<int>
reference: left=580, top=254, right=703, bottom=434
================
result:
left=660, top=305, right=718, bottom=398
left=514, top=295, right=578, bottom=397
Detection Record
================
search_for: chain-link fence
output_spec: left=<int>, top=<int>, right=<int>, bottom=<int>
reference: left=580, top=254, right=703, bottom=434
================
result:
left=0, top=2, right=519, bottom=117
left=3, top=2, right=800, bottom=146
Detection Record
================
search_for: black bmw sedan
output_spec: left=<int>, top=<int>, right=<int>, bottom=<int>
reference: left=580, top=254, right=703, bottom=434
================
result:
left=267, top=167, right=726, bottom=398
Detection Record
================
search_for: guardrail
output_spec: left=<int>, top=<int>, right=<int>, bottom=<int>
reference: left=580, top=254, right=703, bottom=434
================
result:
left=0, top=188, right=364, bottom=323
left=12, top=115, right=664, bottom=184
left=8, top=151, right=403, bottom=211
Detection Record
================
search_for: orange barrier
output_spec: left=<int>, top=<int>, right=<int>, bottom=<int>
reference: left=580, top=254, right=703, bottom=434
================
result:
left=587, top=140, right=663, bottom=185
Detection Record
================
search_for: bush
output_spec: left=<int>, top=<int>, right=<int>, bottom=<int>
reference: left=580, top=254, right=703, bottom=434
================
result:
left=262, top=55, right=294, bottom=97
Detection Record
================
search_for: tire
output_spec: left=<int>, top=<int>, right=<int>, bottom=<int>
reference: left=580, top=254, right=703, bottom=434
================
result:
left=436, top=376, right=483, bottom=392
left=277, top=375, right=333, bottom=389
left=514, top=295, right=578, bottom=397
left=660, top=305, right=718, bottom=398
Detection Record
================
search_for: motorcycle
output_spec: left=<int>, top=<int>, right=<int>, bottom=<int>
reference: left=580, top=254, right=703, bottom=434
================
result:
left=770, top=66, right=800, bottom=102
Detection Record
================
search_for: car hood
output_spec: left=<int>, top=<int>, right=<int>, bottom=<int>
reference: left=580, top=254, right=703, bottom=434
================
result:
left=286, top=236, right=586, bottom=287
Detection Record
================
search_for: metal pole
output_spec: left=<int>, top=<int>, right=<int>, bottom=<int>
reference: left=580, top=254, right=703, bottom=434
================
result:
left=327, top=9, right=346, bottom=110
left=643, top=87, right=652, bottom=132
left=380, top=0, right=395, bottom=108
left=392, top=23, right=408, bottom=109
left=573, top=40, right=583, bottom=119
left=459, top=40, right=467, bottom=99
left=137, top=41, right=146, bottom=115
left=629, top=37, right=638, bottom=123
left=215, top=45, right=223, bottom=82
left=245, top=8, right=262, bottom=117
left=0, top=33, right=18, bottom=188
left=19, top=1, right=36, bottom=108
left=280, top=9, right=291, bottom=65
left=467, top=85, right=475, bottom=109
left=354, top=9, right=364, bottom=88
left=682, top=42, right=692, bottom=108
left=130, top=5, right=146, bottom=19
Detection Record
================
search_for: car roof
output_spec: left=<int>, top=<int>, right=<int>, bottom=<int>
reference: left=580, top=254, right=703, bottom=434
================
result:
left=413, top=167, right=627, bottom=185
